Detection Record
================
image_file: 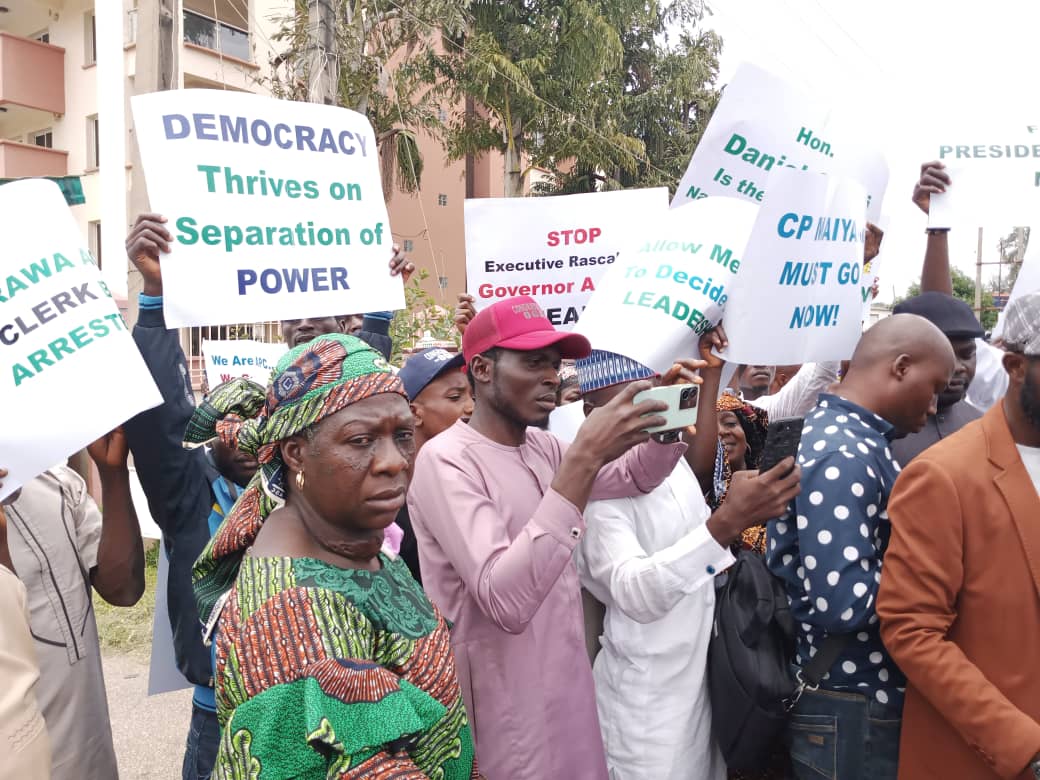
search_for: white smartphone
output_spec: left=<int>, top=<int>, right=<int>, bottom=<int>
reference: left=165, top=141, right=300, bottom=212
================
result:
left=633, top=384, right=699, bottom=433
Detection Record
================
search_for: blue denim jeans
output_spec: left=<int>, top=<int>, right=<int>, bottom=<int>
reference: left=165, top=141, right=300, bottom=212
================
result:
left=787, top=686, right=902, bottom=780
left=182, top=703, right=220, bottom=780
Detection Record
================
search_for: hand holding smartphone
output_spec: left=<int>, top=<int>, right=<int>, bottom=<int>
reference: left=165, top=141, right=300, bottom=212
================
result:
left=632, top=384, right=699, bottom=433
left=757, top=416, right=804, bottom=475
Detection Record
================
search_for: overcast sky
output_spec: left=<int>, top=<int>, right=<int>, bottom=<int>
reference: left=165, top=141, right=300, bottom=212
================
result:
left=693, top=0, right=1036, bottom=301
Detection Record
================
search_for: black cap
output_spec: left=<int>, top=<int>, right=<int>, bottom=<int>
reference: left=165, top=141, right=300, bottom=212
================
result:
left=892, top=291, right=984, bottom=339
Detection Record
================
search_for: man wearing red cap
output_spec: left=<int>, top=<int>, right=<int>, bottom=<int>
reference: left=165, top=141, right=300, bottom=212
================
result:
left=408, top=296, right=686, bottom=779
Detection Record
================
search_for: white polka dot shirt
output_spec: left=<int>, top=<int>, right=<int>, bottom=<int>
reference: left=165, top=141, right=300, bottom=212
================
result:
left=766, top=394, right=907, bottom=707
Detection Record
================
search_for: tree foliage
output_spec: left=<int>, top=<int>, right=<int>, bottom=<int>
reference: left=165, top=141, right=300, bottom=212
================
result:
left=265, top=0, right=470, bottom=196
left=389, top=270, right=459, bottom=363
left=432, top=0, right=721, bottom=197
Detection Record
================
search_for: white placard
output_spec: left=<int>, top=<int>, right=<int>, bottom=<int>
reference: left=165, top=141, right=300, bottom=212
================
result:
left=0, top=180, right=162, bottom=501
left=721, top=167, right=867, bottom=366
left=574, top=197, right=760, bottom=374
left=928, top=128, right=1040, bottom=228
left=131, top=90, right=404, bottom=328
left=201, top=339, right=287, bottom=390
left=465, top=188, right=669, bottom=329
left=147, top=544, right=192, bottom=696
left=672, top=62, right=887, bottom=223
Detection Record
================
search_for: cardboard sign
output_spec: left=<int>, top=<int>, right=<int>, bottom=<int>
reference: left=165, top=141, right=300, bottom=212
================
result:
left=929, top=125, right=1040, bottom=228
left=0, top=180, right=162, bottom=500
left=464, top=188, right=669, bottom=330
left=672, top=62, right=887, bottom=223
left=201, top=339, right=287, bottom=390
left=574, top=197, right=760, bottom=374
left=131, top=90, right=404, bottom=327
left=721, top=167, right=868, bottom=366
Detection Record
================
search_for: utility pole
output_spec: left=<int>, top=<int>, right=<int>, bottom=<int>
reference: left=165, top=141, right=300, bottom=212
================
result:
left=975, top=226, right=983, bottom=316
left=126, top=0, right=179, bottom=329
left=307, top=0, right=339, bottom=105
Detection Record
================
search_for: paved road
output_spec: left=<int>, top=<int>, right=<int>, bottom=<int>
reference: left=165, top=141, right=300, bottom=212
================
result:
left=103, top=652, right=193, bottom=779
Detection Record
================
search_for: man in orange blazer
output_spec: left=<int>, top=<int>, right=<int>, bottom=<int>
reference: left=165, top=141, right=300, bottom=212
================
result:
left=878, top=290, right=1040, bottom=780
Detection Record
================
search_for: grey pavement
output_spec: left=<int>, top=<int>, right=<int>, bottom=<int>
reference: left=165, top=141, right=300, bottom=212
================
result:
left=103, top=652, right=193, bottom=779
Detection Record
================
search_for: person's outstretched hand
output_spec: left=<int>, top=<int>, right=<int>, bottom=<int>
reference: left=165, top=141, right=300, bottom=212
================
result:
left=389, top=245, right=415, bottom=284
left=454, top=293, right=476, bottom=336
left=912, top=161, right=951, bottom=215
left=125, top=213, right=170, bottom=297
left=87, top=428, right=130, bottom=473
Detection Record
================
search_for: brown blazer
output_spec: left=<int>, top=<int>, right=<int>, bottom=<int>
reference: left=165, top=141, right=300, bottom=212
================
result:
left=878, top=403, right=1040, bottom=779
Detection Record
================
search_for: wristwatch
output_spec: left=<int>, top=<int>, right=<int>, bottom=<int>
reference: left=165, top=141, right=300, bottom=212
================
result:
left=1030, top=757, right=1040, bottom=779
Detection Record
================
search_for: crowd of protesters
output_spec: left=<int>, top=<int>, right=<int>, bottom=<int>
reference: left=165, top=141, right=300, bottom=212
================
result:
left=1, top=160, right=1038, bottom=780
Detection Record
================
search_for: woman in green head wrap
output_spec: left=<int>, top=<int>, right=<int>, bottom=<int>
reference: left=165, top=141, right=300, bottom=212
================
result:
left=193, top=333, right=480, bottom=780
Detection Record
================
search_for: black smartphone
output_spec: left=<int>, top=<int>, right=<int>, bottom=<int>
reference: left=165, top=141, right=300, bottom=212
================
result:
left=757, top=416, right=804, bottom=474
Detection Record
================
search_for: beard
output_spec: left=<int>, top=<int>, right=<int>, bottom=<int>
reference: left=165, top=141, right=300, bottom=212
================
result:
left=488, top=377, right=550, bottom=430
left=1021, top=367, right=1040, bottom=430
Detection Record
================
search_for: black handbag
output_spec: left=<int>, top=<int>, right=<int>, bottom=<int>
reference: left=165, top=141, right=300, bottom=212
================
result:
left=708, top=549, right=848, bottom=772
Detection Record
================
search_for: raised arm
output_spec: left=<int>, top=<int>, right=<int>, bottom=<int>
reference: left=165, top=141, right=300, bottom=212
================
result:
left=85, top=428, right=145, bottom=606
left=690, top=326, right=727, bottom=493
left=121, top=214, right=211, bottom=538
left=913, top=161, right=954, bottom=295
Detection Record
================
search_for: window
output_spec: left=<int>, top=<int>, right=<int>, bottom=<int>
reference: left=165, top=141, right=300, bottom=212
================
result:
left=86, top=115, right=100, bottom=169
left=403, top=239, right=414, bottom=252
left=437, top=194, right=447, bottom=206
left=84, top=12, right=97, bottom=65
left=183, top=0, right=250, bottom=61
left=88, top=221, right=102, bottom=268
left=438, top=276, right=449, bottom=289
left=437, top=107, right=448, bottom=122
left=31, top=30, right=50, bottom=44
left=31, top=129, right=53, bottom=149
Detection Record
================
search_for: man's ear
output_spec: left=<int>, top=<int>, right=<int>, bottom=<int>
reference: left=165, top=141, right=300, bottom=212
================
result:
left=410, top=401, right=424, bottom=428
left=1002, top=351, right=1028, bottom=385
left=892, top=353, right=912, bottom=381
left=470, top=355, right=494, bottom=386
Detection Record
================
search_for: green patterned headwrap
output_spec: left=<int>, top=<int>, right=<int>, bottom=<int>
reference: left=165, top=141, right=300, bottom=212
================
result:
left=183, top=377, right=267, bottom=450
left=193, top=333, right=405, bottom=624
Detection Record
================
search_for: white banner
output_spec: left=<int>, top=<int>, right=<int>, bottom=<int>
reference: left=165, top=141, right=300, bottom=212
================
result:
left=464, top=188, right=669, bottom=329
left=721, top=168, right=868, bottom=366
left=672, top=62, right=887, bottom=223
left=0, top=180, right=162, bottom=501
left=574, top=197, right=760, bottom=374
left=131, top=89, right=404, bottom=328
left=201, top=338, right=287, bottom=391
left=928, top=125, right=1040, bottom=228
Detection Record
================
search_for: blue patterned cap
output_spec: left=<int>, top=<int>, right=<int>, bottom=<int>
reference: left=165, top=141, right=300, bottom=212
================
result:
left=575, top=350, right=656, bottom=394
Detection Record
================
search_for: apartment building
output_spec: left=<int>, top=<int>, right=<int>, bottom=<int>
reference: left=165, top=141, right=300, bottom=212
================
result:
left=1, top=0, right=520, bottom=339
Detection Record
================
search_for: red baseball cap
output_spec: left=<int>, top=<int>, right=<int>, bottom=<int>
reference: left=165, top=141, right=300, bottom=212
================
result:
left=462, top=296, right=592, bottom=363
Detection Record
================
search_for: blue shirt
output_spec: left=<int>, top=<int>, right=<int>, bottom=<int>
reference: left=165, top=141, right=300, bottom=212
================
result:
left=766, top=394, right=906, bottom=708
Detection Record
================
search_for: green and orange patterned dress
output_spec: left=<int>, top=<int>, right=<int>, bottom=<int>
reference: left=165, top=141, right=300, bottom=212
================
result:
left=211, top=553, right=479, bottom=780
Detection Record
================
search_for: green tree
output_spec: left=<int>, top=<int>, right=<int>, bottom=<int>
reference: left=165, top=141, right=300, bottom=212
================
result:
left=433, top=0, right=651, bottom=196
left=899, top=267, right=998, bottom=330
left=995, top=227, right=1030, bottom=291
left=266, top=0, right=470, bottom=197
left=538, top=1, right=722, bottom=194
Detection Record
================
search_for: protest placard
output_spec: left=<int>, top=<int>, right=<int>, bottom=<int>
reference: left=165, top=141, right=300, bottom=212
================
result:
left=721, top=167, right=868, bottom=366
left=131, top=90, right=404, bottom=328
left=465, top=188, right=669, bottom=330
left=672, top=62, right=888, bottom=223
left=202, top=338, right=287, bottom=390
left=928, top=124, right=1040, bottom=228
left=573, top=197, right=760, bottom=374
left=0, top=180, right=162, bottom=501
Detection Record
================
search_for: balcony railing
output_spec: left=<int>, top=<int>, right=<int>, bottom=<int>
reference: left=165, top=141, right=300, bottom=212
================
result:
left=0, top=140, right=68, bottom=178
left=183, top=9, right=250, bottom=62
left=0, top=33, right=65, bottom=115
